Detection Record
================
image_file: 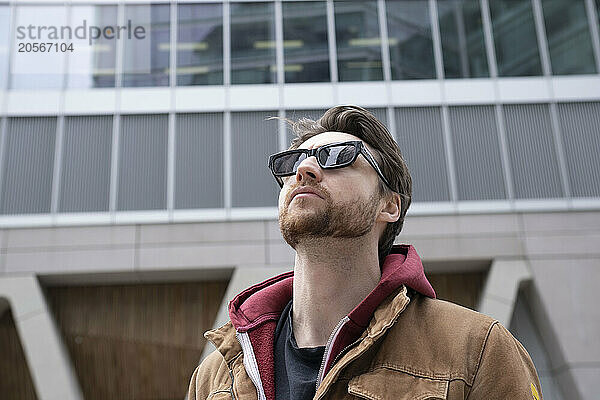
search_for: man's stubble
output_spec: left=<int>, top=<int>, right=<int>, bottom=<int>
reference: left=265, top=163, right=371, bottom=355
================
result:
left=279, top=182, right=381, bottom=248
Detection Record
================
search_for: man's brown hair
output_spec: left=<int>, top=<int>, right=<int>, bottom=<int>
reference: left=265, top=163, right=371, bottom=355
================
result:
left=286, top=105, right=412, bottom=264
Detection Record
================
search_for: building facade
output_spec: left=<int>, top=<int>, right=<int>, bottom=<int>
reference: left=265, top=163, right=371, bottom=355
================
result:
left=0, top=0, right=599, bottom=399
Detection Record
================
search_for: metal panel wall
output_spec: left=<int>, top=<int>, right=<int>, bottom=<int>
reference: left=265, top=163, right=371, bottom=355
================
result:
left=394, top=107, right=450, bottom=202
left=503, top=104, right=564, bottom=199
left=231, top=111, right=279, bottom=207
left=118, top=115, right=168, bottom=211
left=1, top=117, right=56, bottom=214
left=449, top=106, right=506, bottom=200
left=59, top=116, right=112, bottom=212
left=556, top=102, right=600, bottom=197
left=175, top=113, right=224, bottom=209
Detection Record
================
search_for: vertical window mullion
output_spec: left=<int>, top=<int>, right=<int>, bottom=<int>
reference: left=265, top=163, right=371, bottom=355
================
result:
left=584, top=0, right=600, bottom=73
left=429, top=0, right=445, bottom=80
left=531, top=0, right=552, bottom=76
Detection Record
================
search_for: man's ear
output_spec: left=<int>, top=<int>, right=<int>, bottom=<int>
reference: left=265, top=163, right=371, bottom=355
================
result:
left=377, top=192, right=401, bottom=223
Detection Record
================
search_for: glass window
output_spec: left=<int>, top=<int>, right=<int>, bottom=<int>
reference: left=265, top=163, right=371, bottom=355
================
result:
left=542, top=0, right=597, bottom=75
left=282, top=1, right=330, bottom=83
left=177, top=3, right=223, bottom=86
left=489, top=0, right=542, bottom=77
left=175, top=113, right=224, bottom=209
left=60, top=116, right=113, bottom=212
left=11, top=6, right=68, bottom=89
left=230, top=2, right=276, bottom=84
left=122, top=5, right=170, bottom=87
left=118, top=115, right=168, bottom=211
left=386, top=0, right=436, bottom=79
left=335, top=1, right=383, bottom=81
left=66, top=5, right=118, bottom=88
left=438, top=0, right=489, bottom=78
left=1, top=117, right=56, bottom=214
left=0, top=6, right=10, bottom=90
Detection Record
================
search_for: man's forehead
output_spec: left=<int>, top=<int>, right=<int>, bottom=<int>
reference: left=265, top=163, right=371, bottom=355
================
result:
left=299, top=131, right=363, bottom=149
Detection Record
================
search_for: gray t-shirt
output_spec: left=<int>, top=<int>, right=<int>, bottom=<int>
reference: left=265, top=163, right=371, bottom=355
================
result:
left=274, top=301, right=325, bottom=400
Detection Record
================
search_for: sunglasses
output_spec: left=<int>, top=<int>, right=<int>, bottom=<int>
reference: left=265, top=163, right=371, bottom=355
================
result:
left=268, top=140, right=394, bottom=190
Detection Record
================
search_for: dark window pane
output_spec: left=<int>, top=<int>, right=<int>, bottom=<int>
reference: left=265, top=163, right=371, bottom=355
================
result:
left=122, top=5, right=170, bottom=87
left=230, top=2, right=276, bottom=84
left=1, top=117, right=56, bottom=214
left=67, top=6, right=118, bottom=88
left=175, top=113, right=224, bottom=208
left=60, top=116, right=112, bottom=212
left=283, top=2, right=330, bottom=83
left=557, top=102, right=600, bottom=197
left=177, top=3, right=223, bottom=85
left=503, top=104, right=564, bottom=199
left=231, top=111, right=279, bottom=207
left=449, top=106, right=506, bottom=200
left=11, top=6, right=67, bottom=89
left=118, top=115, right=168, bottom=210
left=438, top=0, right=489, bottom=78
left=490, top=0, right=543, bottom=76
left=386, top=0, right=436, bottom=79
left=394, top=107, right=450, bottom=202
left=335, top=1, right=383, bottom=81
left=0, top=6, right=10, bottom=89
left=542, top=0, right=597, bottom=75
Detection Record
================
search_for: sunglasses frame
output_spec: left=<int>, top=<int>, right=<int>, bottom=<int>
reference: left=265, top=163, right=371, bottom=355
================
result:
left=268, top=140, right=394, bottom=191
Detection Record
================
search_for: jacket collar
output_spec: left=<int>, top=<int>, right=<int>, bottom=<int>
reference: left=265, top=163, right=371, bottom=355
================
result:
left=228, top=244, right=435, bottom=333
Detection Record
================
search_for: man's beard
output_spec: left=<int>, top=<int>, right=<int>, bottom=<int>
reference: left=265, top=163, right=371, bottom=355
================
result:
left=279, top=182, right=381, bottom=248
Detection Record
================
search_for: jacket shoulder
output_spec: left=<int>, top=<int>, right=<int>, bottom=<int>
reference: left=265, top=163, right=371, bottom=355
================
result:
left=377, top=295, right=497, bottom=384
left=187, top=349, right=231, bottom=400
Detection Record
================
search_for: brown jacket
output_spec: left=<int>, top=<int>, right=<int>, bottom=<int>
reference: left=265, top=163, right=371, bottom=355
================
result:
left=188, top=245, right=542, bottom=400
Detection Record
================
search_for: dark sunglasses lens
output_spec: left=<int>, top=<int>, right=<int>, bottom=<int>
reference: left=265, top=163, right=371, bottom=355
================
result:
left=273, top=152, right=307, bottom=175
left=318, top=144, right=356, bottom=167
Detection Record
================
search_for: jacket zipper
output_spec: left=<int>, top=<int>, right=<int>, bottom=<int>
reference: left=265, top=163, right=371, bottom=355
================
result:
left=236, top=331, right=267, bottom=400
left=315, top=315, right=350, bottom=391
left=227, top=367, right=237, bottom=400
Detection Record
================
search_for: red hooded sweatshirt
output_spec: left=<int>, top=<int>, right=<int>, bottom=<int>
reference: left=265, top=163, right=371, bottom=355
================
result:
left=226, top=244, right=436, bottom=400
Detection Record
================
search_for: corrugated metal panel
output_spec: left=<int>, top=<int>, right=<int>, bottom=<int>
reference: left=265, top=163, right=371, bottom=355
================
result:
left=503, top=104, right=564, bottom=199
left=556, top=102, right=600, bottom=197
left=118, top=115, right=168, bottom=211
left=394, top=107, right=450, bottom=202
left=284, top=108, right=388, bottom=147
left=231, top=111, right=279, bottom=207
left=59, top=116, right=112, bottom=212
left=175, top=113, right=224, bottom=209
left=449, top=106, right=506, bottom=200
left=1, top=117, right=56, bottom=214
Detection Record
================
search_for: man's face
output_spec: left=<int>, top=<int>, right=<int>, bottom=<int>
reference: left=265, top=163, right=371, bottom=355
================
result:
left=278, top=132, right=383, bottom=248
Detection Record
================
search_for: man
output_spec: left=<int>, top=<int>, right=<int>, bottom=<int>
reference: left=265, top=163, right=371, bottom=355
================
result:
left=188, top=106, right=543, bottom=400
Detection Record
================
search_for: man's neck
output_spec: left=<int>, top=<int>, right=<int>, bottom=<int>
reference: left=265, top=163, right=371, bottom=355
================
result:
left=291, top=235, right=381, bottom=348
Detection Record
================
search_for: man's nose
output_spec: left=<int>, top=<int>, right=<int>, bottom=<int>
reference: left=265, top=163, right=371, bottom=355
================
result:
left=296, top=156, right=323, bottom=184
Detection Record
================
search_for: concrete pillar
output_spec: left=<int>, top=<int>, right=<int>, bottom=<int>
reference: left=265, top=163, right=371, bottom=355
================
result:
left=0, top=275, right=83, bottom=400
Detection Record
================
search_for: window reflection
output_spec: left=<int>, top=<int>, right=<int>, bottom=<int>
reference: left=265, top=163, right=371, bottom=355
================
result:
left=122, top=4, right=170, bottom=87
left=438, top=0, right=489, bottom=78
left=489, top=0, right=542, bottom=76
left=11, top=6, right=68, bottom=89
left=230, top=2, right=276, bottom=84
left=282, top=1, right=330, bottom=83
left=542, top=0, right=597, bottom=75
left=177, top=3, right=223, bottom=85
left=0, top=6, right=9, bottom=89
left=67, top=5, right=117, bottom=88
left=335, top=1, right=383, bottom=81
left=386, top=0, right=435, bottom=79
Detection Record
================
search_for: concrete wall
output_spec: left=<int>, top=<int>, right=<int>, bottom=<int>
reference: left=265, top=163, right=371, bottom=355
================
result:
left=1, top=210, right=599, bottom=399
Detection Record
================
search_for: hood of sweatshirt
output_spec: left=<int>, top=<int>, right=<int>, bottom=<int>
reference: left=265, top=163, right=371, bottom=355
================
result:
left=227, top=244, right=435, bottom=400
